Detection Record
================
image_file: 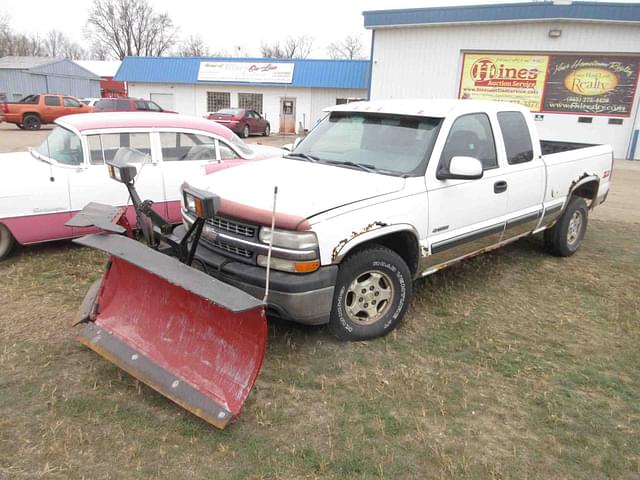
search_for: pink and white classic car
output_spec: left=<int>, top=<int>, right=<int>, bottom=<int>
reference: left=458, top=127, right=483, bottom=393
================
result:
left=0, top=112, right=284, bottom=259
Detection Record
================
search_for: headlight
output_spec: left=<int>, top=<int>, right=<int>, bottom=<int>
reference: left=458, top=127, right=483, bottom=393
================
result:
left=181, top=186, right=220, bottom=219
left=257, top=255, right=320, bottom=273
left=259, top=227, right=318, bottom=250
left=107, top=161, right=137, bottom=184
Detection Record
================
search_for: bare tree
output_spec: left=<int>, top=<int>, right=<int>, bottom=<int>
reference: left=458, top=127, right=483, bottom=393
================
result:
left=327, top=35, right=365, bottom=60
left=176, top=34, right=210, bottom=57
left=44, top=30, right=86, bottom=59
left=0, top=14, right=44, bottom=57
left=259, top=41, right=284, bottom=59
left=86, top=0, right=178, bottom=60
left=260, top=35, right=314, bottom=59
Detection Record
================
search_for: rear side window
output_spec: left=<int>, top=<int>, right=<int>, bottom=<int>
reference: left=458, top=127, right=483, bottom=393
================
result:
left=95, top=99, right=115, bottom=111
left=440, top=113, right=497, bottom=170
left=45, top=96, right=60, bottom=106
left=116, top=99, right=130, bottom=111
left=135, top=101, right=149, bottom=111
left=87, top=132, right=152, bottom=165
left=498, top=112, right=534, bottom=165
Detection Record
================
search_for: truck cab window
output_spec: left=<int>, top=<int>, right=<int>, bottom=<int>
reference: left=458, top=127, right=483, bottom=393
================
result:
left=498, top=111, right=534, bottom=164
left=63, top=97, right=81, bottom=107
left=45, top=96, right=60, bottom=106
left=439, top=113, right=497, bottom=170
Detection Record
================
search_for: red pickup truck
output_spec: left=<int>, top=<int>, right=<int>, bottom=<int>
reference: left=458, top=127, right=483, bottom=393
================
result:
left=2, top=94, right=93, bottom=130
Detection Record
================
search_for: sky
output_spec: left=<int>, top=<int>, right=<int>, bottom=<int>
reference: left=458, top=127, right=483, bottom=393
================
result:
left=2, top=0, right=638, bottom=58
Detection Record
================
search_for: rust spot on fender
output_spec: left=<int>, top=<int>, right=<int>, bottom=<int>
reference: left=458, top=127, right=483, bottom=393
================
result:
left=331, top=221, right=388, bottom=262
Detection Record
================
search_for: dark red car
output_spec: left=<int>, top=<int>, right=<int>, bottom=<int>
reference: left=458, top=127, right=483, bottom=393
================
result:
left=94, top=98, right=176, bottom=113
left=207, top=108, right=270, bottom=138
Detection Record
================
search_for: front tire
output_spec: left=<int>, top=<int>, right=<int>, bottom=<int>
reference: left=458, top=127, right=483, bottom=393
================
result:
left=328, top=246, right=412, bottom=341
left=263, top=124, right=270, bottom=137
left=544, top=196, right=588, bottom=257
left=242, top=124, right=250, bottom=138
left=0, top=224, right=16, bottom=260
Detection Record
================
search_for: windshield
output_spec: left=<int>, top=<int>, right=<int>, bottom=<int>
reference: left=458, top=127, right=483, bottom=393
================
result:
left=34, top=126, right=84, bottom=166
left=294, top=112, right=442, bottom=176
left=228, top=133, right=254, bottom=157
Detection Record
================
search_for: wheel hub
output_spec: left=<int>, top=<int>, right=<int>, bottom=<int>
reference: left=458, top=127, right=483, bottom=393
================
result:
left=344, top=270, right=394, bottom=325
left=567, top=210, right=583, bottom=246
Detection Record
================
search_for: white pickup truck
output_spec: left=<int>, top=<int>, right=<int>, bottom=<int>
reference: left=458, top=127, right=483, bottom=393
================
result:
left=179, top=99, right=613, bottom=341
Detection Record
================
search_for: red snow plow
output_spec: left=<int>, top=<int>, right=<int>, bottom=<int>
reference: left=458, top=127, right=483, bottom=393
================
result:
left=67, top=158, right=267, bottom=428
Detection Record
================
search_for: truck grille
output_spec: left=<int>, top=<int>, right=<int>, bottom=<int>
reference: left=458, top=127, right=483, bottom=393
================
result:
left=208, top=217, right=256, bottom=238
left=209, top=240, right=252, bottom=258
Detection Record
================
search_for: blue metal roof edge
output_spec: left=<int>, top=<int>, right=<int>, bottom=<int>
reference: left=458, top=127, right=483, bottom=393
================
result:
left=363, top=1, right=640, bottom=28
left=115, top=57, right=370, bottom=89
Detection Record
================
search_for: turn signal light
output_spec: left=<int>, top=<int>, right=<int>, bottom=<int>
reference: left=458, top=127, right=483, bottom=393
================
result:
left=294, top=260, right=320, bottom=273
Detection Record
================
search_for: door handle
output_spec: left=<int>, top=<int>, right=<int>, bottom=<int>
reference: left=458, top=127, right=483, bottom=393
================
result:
left=494, top=180, right=508, bottom=194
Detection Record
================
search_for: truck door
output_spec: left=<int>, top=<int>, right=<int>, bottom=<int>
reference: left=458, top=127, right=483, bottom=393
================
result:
left=68, top=131, right=165, bottom=235
left=43, top=95, right=61, bottom=123
left=495, top=111, right=545, bottom=239
left=424, top=113, right=508, bottom=270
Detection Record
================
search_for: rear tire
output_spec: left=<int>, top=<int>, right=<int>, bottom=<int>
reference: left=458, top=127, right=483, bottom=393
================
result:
left=242, top=124, right=250, bottom=138
left=0, top=224, right=16, bottom=260
left=328, top=246, right=412, bottom=341
left=544, top=196, right=588, bottom=257
left=23, top=114, right=41, bottom=130
left=263, top=124, right=270, bottom=137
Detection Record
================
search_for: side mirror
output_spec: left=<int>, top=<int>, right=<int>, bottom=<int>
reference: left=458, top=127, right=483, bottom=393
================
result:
left=107, top=161, right=137, bottom=184
left=437, top=156, right=484, bottom=180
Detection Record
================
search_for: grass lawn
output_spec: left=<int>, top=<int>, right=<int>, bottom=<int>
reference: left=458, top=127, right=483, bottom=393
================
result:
left=1, top=218, right=638, bottom=479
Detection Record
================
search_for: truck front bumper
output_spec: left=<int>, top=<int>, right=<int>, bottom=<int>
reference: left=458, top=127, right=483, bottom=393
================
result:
left=172, top=225, right=337, bottom=325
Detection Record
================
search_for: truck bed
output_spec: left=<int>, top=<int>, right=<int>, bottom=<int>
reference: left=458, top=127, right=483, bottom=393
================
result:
left=540, top=140, right=596, bottom=156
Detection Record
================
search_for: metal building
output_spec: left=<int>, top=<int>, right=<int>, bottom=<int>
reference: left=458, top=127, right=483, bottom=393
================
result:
left=0, top=56, right=101, bottom=101
left=364, top=1, right=640, bottom=158
left=115, top=57, right=369, bottom=134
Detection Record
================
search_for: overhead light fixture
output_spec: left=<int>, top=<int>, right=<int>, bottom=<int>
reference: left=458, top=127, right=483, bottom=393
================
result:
left=548, top=29, right=562, bottom=38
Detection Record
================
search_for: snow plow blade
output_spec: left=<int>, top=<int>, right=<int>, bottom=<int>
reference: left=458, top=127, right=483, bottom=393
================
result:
left=74, top=234, right=266, bottom=429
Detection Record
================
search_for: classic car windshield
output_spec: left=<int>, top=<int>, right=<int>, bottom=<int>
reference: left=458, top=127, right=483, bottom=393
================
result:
left=228, top=133, right=254, bottom=157
left=294, top=112, right=442, bottom=176
left=34, top=126, right=84, bottom=166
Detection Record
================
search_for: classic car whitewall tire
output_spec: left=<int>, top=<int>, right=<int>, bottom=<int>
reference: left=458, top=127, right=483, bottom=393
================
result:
left=0, top=224, right=16, bottom=260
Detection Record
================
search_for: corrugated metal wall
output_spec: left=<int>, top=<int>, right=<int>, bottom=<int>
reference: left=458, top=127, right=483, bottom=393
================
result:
left=0, top=59, right=100, bottom=100
left=370, top=21, right=640, bottom=157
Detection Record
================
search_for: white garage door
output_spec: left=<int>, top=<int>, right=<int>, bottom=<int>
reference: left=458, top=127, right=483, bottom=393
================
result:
left=150, top=93, right=175, bottom=112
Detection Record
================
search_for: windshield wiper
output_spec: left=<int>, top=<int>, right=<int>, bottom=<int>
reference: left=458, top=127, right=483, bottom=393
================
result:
left=285, top=152, right=320, bottom=163
left=326, top=160, right=377, bottom=173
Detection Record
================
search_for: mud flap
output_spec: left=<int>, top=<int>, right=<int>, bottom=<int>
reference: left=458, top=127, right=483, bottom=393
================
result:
left=74, top=234, right=266, bottom=429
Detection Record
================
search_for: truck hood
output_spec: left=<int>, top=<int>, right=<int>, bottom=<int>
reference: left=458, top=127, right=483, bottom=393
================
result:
left=188, top=158, right=406, bottom=224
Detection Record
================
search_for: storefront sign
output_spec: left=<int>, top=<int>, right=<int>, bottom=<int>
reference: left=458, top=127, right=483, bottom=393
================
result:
left=197, top=61, right=295, bottom=83
left=459, top=53, right=549, bottom=111
left=459, top=52, right=639, bottom=117
left=542, top=55, right=638, bottom=117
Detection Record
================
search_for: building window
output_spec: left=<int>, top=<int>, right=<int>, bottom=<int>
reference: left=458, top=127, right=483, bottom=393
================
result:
left=336, top=98, right=366, bottom=105
left=238, top=93, right=263, bottom=114
left=207, top=92, right=230, bottom=112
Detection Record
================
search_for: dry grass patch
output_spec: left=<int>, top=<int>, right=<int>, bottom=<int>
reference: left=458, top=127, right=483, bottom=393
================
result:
left=1, top=219, right=639, bottom=479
